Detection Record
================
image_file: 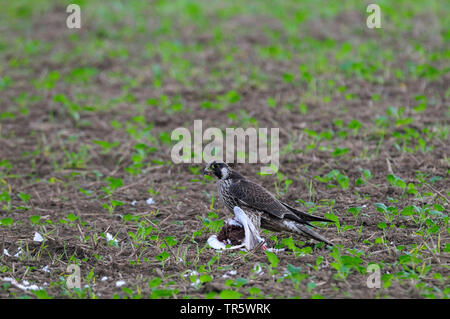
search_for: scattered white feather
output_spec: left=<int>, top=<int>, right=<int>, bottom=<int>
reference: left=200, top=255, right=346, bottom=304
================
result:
left=41, top=265, right=50, bottom=273
left=183, top=270, right=198, bottom=277
left=184, top=271, right=201, bottom=287
left=2, top=277, right=42, bottom=291
left=131, top=200, right=137, bottom=206
left=265, top=247, right=285, bottom=253
left=101, top=276, right=108, bottom=281
left=253, top=264, right=264, bottom=276
left=33, top=232, right=43, bottom=242
left=115, top=280, right=126, bottom=287
left=28, top=284, right=41, bottom=290
left=3, top=247, right=24, bottom=258
left=146, top=197, right=155, bottom=205
left=190, top=278, right=201, bottom=287
left=207, top=235, right=227, bottom=250
left=106, top=232, right=118, bottom=244
left=222, top=270, right=237, bottom=278
left=13, top=247, right=22, bottom=258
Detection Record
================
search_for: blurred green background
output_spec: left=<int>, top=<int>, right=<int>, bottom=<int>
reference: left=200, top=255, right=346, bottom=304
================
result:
left=1, top=0, right=448, bottom=92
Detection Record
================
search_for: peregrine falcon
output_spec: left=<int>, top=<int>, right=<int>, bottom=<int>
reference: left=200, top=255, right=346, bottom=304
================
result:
left=204, top=161, right=334, bottom=246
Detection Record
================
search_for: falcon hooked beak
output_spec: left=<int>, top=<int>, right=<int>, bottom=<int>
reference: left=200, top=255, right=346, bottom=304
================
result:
left=203, top=161, right=230, bottom=179
left=203, top=162, right=214, bottom=176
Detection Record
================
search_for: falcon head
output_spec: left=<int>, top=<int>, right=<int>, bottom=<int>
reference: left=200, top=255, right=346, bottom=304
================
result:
left=204, top=161, right=231, bottom=180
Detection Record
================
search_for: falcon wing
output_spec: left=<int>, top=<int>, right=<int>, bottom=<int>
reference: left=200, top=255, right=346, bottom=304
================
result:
left=228, top=179, right=311, bottom=225
left=281, top=202, right=333, bottom=223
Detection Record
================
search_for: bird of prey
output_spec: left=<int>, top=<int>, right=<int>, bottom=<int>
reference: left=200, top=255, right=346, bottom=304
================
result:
left=204, top=161, right=334, bottom=246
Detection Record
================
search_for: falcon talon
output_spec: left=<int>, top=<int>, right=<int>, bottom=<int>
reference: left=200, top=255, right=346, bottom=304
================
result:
left=205, top=161, right=335, bottom=246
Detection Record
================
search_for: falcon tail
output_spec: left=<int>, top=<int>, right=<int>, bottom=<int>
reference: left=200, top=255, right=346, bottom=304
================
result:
left=281, top=203, right=334, bottom=223
left=286, top=221, right=334, bottom=246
